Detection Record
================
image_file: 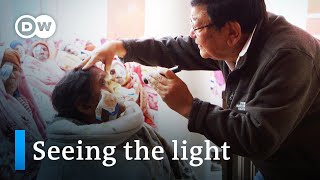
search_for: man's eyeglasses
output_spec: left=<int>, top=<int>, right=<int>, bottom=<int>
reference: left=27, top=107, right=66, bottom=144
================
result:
left=192, top=23, right=214, bottom=32
left=191, top=21, right=214, bottom=35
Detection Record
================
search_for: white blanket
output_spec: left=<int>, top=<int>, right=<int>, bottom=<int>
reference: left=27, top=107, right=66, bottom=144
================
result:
left=47, top=102, right=144, bottom=146
left=38, top=102, right=197, bottom=180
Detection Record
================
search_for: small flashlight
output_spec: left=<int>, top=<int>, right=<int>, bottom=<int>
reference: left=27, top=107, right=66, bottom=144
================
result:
left=143, top=66, right=181, bottom=84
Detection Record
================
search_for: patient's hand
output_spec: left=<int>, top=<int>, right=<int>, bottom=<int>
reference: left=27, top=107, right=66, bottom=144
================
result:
left=97, top=90, right=126, bottom=122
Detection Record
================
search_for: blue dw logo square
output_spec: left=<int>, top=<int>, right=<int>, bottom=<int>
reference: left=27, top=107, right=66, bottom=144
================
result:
left=15, top=130, right=25, bottom=171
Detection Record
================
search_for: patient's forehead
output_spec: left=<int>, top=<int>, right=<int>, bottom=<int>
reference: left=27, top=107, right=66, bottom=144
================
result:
left=88, top=66, right=108, bottom=84
left=33, top=44, right=48, bottom=52
left=89, top=66, right=105, bottom=75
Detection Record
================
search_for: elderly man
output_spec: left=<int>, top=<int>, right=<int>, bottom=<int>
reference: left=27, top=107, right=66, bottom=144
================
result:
left=82, top=0, right=320, bottom=179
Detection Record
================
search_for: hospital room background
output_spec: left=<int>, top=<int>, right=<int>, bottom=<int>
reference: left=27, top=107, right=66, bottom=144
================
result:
left=0, top=0, right=319, bottom=179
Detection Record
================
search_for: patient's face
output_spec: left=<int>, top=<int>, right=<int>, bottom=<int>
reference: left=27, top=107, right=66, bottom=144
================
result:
left=87, top=67, right=108, bottom=118
left=33, top=44, right=49, bottom=61
left=1, top=63, right=21, bottom=95
left=64, top=44, right=80, bottom=56
left=14, top=45, right=25, bottom=58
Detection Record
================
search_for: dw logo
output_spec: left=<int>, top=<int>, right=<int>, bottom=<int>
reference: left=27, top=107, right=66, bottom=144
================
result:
left=15, top=15, right=56, bottom=39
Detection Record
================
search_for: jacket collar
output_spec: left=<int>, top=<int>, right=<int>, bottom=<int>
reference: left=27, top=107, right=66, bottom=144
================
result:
left=231, top=13, right=270, bottom=70
left=235, top=25, right=257, bottom=68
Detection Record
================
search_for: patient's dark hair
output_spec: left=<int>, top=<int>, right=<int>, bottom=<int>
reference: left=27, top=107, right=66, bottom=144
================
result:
left=190, top=0, right=267, bottom=33
left=52, top=67, right=92, bottom=119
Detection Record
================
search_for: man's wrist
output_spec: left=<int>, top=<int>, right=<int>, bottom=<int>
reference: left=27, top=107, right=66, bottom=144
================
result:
left=113, top=40, right=127, bottom=58
left=106, top=40, right=126, bottom=58
left=187, top=98, right=202, bottom=120
left=181, top=97, right=194, bottom=118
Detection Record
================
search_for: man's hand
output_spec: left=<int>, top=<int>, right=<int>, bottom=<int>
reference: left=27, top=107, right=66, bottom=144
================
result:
left=81, top=40, right=126, bottom=71
left=148, top=68, right=193, bottom=118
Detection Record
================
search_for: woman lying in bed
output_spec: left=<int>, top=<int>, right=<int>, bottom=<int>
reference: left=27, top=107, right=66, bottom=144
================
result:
left=37, top=66, right=197, bottom=180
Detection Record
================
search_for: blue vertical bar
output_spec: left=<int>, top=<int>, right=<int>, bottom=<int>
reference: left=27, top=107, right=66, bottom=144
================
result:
left=15, top=130, right=25, bottom=170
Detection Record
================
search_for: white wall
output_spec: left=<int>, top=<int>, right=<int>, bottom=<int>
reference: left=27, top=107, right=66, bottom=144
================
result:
left=0, top=1, right=14, bottom=43
left=0, top=0, right=311, bottom=43
left=0, top=0, right=107, bottom=43
left=145, top=0, right=191, bottom=37
left=43, top=0, right=107, bottom=42
left=266, top=0, right=308, bottom=29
